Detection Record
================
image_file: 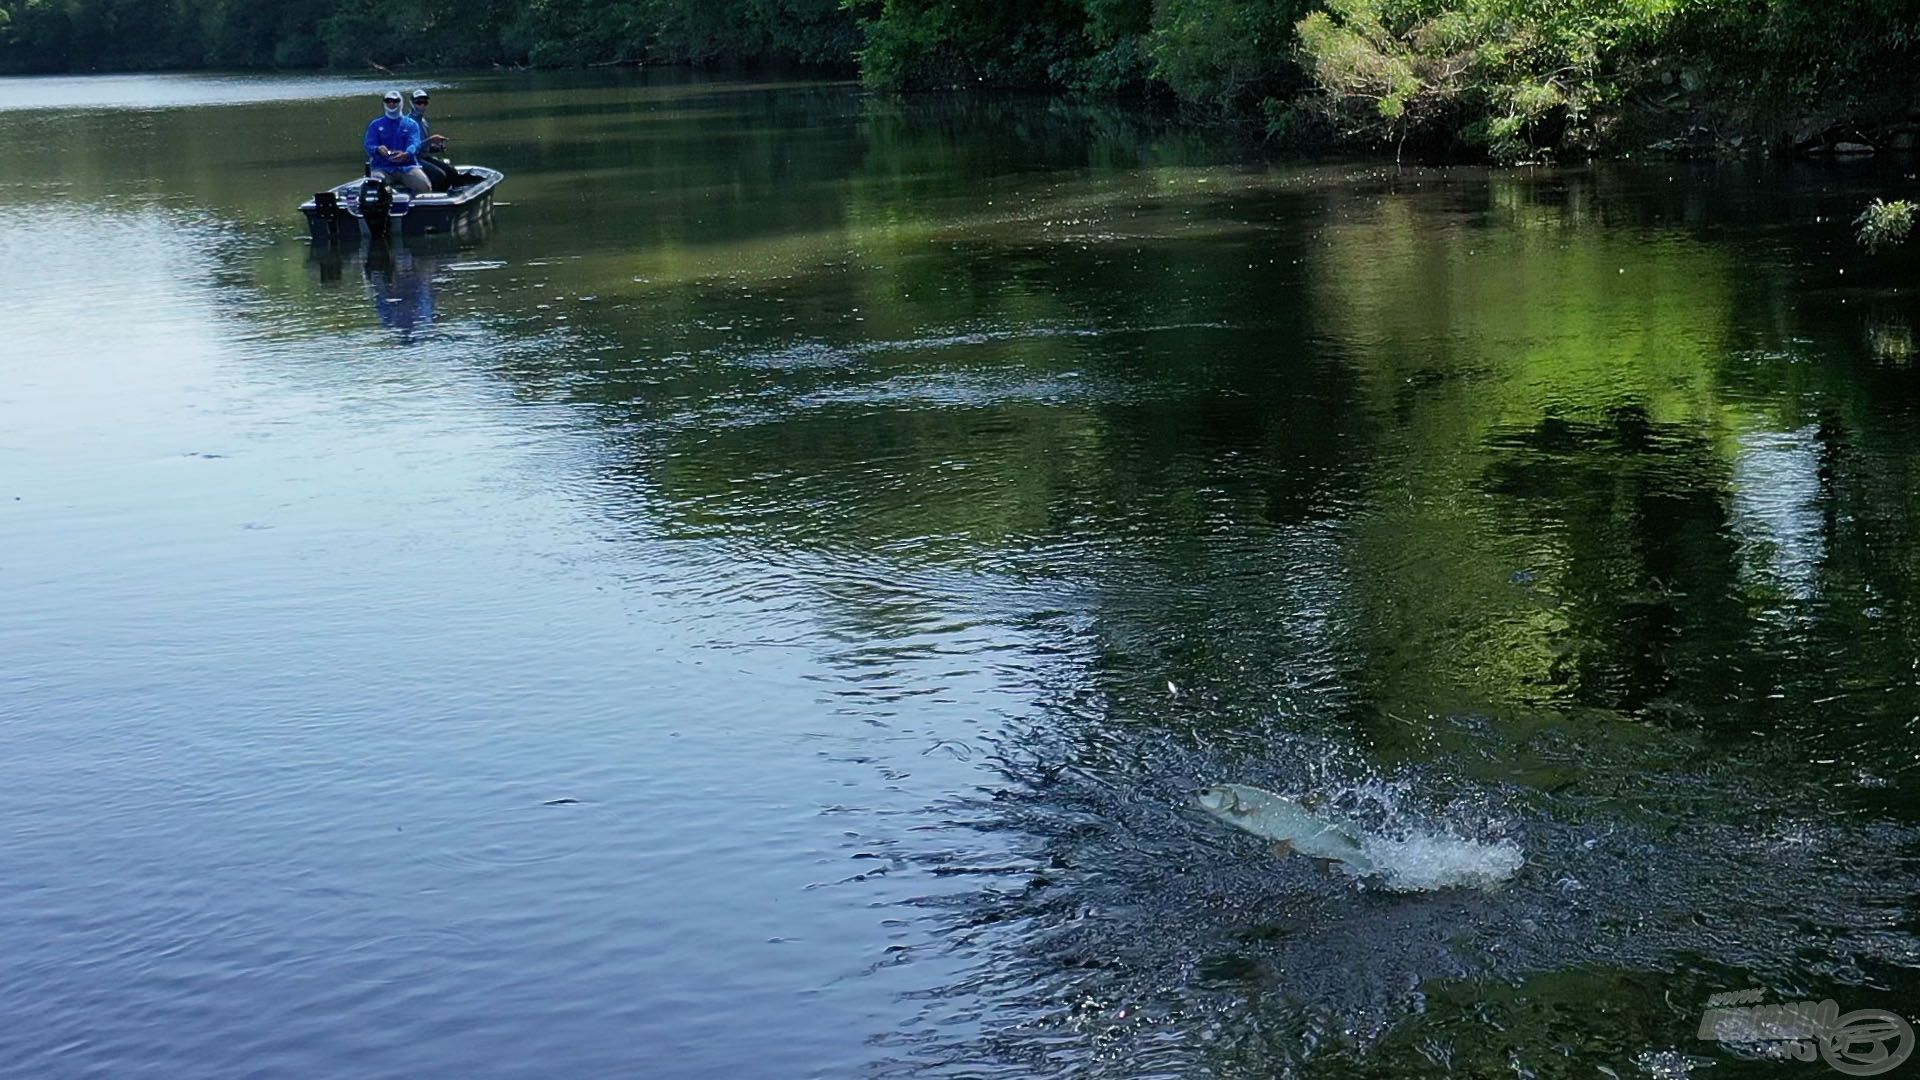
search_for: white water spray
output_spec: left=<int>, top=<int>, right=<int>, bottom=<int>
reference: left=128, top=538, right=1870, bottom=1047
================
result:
left=1296, top=773, right=1526, bottom=892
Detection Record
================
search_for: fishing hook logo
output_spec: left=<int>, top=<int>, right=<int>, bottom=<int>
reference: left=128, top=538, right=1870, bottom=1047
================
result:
left=1698, top=989, right=1914, bottom=1076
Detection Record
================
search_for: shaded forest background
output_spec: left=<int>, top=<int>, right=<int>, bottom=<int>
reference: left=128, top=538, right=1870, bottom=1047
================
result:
left=1, top=0, right=1916, bottom=158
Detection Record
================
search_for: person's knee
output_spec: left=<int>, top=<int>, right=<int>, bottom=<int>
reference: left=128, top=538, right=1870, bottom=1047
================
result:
left=399, top=168, right=430, bottom=193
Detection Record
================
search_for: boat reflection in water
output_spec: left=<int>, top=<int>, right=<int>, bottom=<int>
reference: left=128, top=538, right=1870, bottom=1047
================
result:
left=361, top=244, right=437, bottom=341
left=308, top=226, right=493, bottom=343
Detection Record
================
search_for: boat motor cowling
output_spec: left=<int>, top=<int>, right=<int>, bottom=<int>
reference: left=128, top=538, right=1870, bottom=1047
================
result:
left=358, top=177, right=395, bottom=238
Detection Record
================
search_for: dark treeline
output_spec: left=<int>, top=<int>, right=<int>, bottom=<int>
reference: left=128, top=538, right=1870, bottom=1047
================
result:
left=0, top=0, right=858, bottom=71
left=3, top=0, right=1917, bottom=159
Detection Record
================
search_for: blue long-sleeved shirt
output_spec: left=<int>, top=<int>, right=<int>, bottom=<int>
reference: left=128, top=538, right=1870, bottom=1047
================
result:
left=364, top=114, right=423, bottom=170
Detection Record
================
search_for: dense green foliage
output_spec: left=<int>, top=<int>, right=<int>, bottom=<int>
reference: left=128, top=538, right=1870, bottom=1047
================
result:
left=1292, top=0, right=1694, bottom=160
left=1291, top=0, right=1920, bottom=158
left=846, top=0, right=1316, bottom=108
left=2, top=0, right=1916, bottom=159
left=0, top=0, right=857, bottom=71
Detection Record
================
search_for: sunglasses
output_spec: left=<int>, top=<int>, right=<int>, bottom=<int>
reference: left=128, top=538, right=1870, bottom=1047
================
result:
left=384, top=98, right=401, bottom=104
left=413, top=97, right=429, bottom=103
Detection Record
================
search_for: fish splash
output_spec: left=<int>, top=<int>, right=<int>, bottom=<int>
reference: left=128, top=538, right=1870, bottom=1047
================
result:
left=1359, top=829, right=1526, bottom=892
left=1291, top=774, right=1526, bottom=892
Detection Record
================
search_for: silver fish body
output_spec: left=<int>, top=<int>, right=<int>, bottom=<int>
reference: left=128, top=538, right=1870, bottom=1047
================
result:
left=1197, top=783, right=1378, bottom=874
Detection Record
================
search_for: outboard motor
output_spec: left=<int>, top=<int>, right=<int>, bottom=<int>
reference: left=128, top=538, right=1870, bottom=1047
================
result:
left=358, top=177, right=395, bottom=239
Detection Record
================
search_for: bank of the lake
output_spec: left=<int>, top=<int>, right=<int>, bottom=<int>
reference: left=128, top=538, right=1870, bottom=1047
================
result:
left=5, top=0, right=1918, bottom=163
left=0, top=70, right=1916, bottom=1079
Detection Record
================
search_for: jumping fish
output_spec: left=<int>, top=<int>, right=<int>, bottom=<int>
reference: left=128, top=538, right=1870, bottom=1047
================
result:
left=1197, top=783, right=1378, bottom=875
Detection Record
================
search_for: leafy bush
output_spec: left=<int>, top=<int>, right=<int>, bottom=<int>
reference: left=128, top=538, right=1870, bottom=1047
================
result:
left=1295, top=0, right=1682, bottom=161
left=1856, top=199, right=1916, bottom=254
left=1666, top=0, right=1920, bottom=113
left=1147, top=0, right=1310, bottom=111
left=1049, top=0, right=1152, bottom=95
left=850, top=0, right=1090, bottom=90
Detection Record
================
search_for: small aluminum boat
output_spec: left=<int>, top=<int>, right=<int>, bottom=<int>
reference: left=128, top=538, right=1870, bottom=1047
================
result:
left=301, top=166, right=504, bottom=242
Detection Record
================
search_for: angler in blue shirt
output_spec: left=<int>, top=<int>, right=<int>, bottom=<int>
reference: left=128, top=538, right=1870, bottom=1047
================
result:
left=364, top=90, right=430, bottom=194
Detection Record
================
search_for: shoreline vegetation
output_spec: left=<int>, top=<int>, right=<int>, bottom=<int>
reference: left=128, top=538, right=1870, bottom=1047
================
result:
left=1, top=0, right=1915, bottom=164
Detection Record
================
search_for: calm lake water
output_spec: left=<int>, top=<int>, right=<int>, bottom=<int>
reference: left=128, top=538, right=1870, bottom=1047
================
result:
left=1, top=70, right=1916, bottom=1079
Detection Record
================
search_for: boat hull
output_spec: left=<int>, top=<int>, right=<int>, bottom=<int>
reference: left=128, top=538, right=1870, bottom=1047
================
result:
left=300, top=166, right=504, bottom=242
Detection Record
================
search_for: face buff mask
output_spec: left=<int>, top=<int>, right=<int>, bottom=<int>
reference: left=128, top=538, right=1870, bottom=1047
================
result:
left=384, top=104, right=403, bottom=118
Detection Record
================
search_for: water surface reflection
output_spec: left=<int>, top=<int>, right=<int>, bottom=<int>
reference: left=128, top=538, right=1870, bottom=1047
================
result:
left=0, top=72, right=1916, bottom=1079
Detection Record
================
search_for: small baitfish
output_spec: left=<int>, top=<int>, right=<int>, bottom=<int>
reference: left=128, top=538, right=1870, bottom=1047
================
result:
left=1197, top=783, right=1378, bottom=875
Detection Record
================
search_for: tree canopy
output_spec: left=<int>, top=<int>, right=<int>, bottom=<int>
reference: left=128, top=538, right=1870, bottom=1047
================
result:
left=3, top=0, right=1915, bottom=159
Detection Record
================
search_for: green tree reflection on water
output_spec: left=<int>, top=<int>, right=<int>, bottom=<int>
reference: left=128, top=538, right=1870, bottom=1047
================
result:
left=15, top=75, right=1911, bottom=1073
left=94, top=76, right=1903, bottom=798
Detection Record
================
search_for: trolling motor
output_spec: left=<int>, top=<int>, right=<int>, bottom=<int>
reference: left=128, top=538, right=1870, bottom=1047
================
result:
left=311, top=190, right=343, bottom=241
